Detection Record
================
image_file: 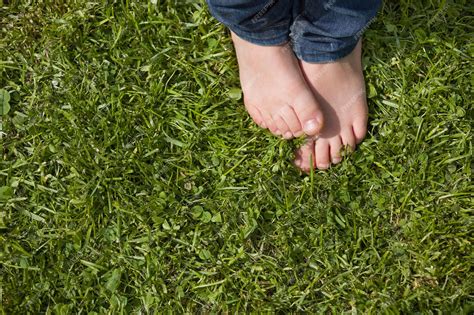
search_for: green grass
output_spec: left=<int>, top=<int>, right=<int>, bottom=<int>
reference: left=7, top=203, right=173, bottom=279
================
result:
left=1, top=0, right=473, bottom=313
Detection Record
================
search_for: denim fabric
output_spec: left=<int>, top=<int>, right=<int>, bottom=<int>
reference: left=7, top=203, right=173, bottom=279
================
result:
left=206, top=0, right=382, bottom=63
left=206, top=0, right=293, bottom=46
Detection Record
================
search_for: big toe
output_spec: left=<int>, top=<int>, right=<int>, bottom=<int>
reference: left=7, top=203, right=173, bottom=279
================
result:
left=294, top=140, right=316, bottom=173
left=292, top=91, right=324, bottom=137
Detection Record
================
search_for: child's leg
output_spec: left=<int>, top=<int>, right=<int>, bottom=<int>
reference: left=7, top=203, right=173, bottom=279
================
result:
left=292, top=0, right=382, bottom=171
left=207, top=0, right=324, bottom=138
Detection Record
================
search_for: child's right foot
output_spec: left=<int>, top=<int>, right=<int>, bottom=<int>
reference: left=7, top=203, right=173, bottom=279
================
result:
left=294, top=41, right=368, bottom=171
left=231, top=32, right=324, bottom=139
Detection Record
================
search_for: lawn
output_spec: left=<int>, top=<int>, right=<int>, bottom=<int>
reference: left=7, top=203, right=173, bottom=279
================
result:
left=1, top=0, right=473, bottom=313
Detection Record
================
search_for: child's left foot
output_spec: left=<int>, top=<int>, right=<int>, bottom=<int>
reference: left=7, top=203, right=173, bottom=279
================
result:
left=294, top=41, right=368, bottom=171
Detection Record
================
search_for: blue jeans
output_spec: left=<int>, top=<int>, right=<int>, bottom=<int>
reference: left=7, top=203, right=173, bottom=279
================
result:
left=207, top=0, right=382, bottom=63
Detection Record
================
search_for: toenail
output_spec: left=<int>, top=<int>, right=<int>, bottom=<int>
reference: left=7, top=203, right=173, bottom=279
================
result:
left=318, top=164, right=330, bottom=169
left=284, top=132, right=293, bottom=139
left=332, top=157, right=342, bottom=164
left=303, top=119, right=322, bottom=135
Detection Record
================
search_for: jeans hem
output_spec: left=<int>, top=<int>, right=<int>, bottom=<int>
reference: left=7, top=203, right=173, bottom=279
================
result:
left=293, top=40, right=358, bottom=63
left=229, top=27, right=290, bottom=46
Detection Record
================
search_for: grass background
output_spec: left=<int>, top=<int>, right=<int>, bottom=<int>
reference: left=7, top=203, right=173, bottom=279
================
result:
left=1, top=0, right=472, bottom=313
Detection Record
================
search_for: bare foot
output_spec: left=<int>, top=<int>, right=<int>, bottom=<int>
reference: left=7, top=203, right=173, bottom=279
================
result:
left=294, top=41, right=368, bottom=171
left=231, top=32, right=324, bottom=139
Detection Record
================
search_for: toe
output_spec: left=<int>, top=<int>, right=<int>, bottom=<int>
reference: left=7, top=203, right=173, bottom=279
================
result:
left=294, top=149, right=303, bottom=168
left=315, top=139, right=330, bottom=170
left=294, top=155, right=302, bottom=168
left=261, top=112, right=279, bottom=135
left=266, top=119, right=280, bottom=135
left=268, top=121, right=281, bottom=135
left=352, top=118, right=368, bottom=144
left=279, top=105, right=303, bottom=137
left=272, top=115, right=292, bottom=138
left=292, top=90, right=324, bottom=137
left=246, top=105, right=265, bottom=128
left=329, top=136, right=343, bottom=164
left=295, top=140, right=315, bottom=172
left=341, top=129, right=356, bottom=152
